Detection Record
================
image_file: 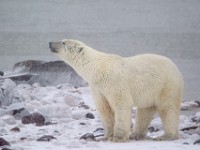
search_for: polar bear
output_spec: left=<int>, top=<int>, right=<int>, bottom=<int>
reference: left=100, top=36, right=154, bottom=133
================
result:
left=49, top=39, right=184, bottom=142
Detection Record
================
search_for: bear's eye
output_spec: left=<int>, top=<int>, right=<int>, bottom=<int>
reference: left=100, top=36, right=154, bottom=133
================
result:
left=63, top=42, right=65, bottom=45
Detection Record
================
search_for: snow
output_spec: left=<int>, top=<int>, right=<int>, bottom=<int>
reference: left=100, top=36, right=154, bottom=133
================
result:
left=0, top=80, right=199, bottom=149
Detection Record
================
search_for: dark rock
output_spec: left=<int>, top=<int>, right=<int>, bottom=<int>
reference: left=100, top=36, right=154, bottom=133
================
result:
left=10, top=127, right=20, bottom=132
left=194, top=138, right=200, bottom=145
left=80, top=133, right=95, bottom=141
left=53, top=130, right=60, bottom=134
left=45, top=122, right=52, bottom=126
left=22, top=112, right=45, bottom=126
left=1, top=148, right=12, bottom=150
left=184, top=129, right=197, bottom=135
left=37, top=135, right=56, bottom=142
left=20, top=137, right=27, bottom=141
left=12, top=108, right=30, bottom=119
left=148, top=127, right=160, bottom=133
left=80, top=122, right=86, bottom=125
left=22, top=114, right=34, bottom=124
left=12, top=108, right=24, bottom=115
left=7, top=74, right=37, bottom=84
left=180, top=125, right=199, bottom=131
left=0, top=138, right=10, bottom=146
left=74, top=86, right=79, bottom=89
left=0, top=71, right=4, bottom=76
left=195, top=100, right=200, bottom=107
left=85, top=113, right=95, bottom=119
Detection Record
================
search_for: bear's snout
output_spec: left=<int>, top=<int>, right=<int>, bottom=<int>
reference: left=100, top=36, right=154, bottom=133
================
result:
left=49, top=42, right=58, bottom=53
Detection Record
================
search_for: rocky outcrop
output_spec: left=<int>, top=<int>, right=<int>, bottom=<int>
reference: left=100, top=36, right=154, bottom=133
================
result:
left=12, top=60, right=87, bottom=87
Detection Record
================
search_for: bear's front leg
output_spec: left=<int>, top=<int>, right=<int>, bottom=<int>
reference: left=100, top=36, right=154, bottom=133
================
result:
left=91, top=87, right=114, bottom=140
left=110, top=105, right=132, bottom=142
left=96, top=99, right=114, bottom=140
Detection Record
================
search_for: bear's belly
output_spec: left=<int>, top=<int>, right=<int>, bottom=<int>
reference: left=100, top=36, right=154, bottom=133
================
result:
left=134, top=98, right=156, bottom=108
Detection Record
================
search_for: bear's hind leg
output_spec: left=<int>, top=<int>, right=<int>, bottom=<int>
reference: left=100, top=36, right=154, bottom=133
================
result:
left=155, top=106, right=180, bottom=141
left=131, top=107, right=155, bottom=140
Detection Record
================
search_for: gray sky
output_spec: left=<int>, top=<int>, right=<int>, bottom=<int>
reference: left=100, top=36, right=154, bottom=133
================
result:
left=0, top=0, right=199, bottom=57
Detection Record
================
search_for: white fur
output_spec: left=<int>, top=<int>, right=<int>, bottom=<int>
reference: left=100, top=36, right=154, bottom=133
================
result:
left=51, top=39, right=184, bottom=142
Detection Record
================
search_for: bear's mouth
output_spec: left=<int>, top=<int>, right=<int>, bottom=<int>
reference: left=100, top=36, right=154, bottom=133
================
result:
left=50, top=47, right=58, bottom=53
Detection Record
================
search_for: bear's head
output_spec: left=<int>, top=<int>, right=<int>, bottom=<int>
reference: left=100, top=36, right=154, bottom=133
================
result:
left=49, top=39, right=85, bottom=65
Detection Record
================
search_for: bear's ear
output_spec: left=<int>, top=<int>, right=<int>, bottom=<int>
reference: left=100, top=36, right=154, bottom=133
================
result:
left=78, top=47, right=84, bottom=53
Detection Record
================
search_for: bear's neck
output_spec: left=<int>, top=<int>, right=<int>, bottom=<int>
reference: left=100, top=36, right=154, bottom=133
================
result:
left=69, top=48, right=109, bottom=83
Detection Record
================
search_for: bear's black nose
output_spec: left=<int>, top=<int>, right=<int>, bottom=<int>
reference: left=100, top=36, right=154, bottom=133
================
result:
left=49, top=42, right=52, bottom=47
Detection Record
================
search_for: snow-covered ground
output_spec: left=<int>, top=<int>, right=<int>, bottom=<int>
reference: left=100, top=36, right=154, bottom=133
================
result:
left=0, top=79, right=200, bottom=150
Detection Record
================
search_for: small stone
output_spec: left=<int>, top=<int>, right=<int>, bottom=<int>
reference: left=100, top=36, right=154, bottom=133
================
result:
left=10, top=127, right=20, bottom=132
left=20, top=137, right=27, bottom=141
left=85, top=113, right=95, bottom=119
left=194, top=138, right=200, bottom=145
left=78, top=102, right=89, bottom=109
left=148, top=127, right=160, bottom=133
left=22, top=112, right=45, bottom=126
left=80, top=133, right=95, bottom=141
left=37, top=135, right=56, bottom=142
left=80, top=122, right=86, bottom=125
left=0, top=138, right=10, bottom=146
left=0, top=71, right=4, bottom=76
left=74, top=86, right=78, bottom=89
left=12, top=108, right=30, bottom=119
